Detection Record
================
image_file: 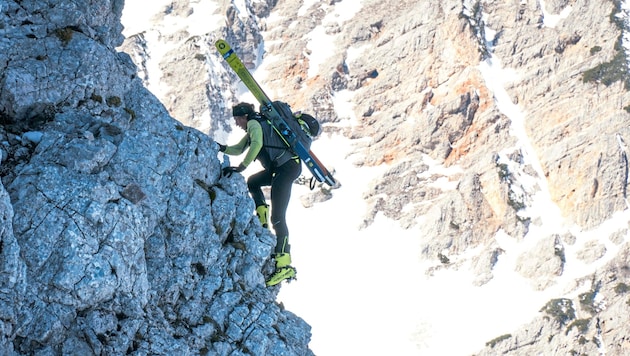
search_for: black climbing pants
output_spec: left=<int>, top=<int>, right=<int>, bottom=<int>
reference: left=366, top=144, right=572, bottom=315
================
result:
left=247, top=159, right=302, bottom=254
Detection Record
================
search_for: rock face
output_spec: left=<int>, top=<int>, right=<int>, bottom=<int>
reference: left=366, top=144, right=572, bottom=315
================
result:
left=117, top=0, right=272, bottom=137
left=0, top=0, right=311, bottom=355
left=477, top=245, right=630, bottom=355
left=119, top=0, right=630, bottom=354
left=5, top=0, right=630, bottom=354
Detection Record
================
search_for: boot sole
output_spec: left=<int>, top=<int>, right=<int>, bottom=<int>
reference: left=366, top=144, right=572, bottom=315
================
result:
left=266, top=267, right=296, bottom=286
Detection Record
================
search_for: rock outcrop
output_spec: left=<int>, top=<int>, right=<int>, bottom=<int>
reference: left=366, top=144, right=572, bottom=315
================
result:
left=117, top=0, right=272, bottom=137
left=0, top=0, right=311, bottom=354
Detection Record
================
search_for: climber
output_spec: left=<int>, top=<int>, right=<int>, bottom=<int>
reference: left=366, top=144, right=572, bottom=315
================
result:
left=218, top=102, right=301, bottom=286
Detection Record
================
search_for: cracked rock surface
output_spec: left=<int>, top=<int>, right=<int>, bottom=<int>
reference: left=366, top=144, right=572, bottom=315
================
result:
left=0, top=0, right=312, bottom=354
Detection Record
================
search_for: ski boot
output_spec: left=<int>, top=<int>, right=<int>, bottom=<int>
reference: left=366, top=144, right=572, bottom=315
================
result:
left=266, top=253, right=296, bottom=286
left=256, top=204, right=269, bottom=229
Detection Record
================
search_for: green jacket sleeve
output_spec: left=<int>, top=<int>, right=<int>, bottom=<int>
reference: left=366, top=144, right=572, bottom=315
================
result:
left=223, top=120, right=263, bottom=168
left=241, top=120, right=263, bottom=167
left=224, top=135, right=249, bottom=156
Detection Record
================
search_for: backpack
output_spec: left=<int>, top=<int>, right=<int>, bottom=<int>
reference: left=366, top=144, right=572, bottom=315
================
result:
left=255, top=116, right=294, bottom=168
left=261, top=101, right=320, bottom=152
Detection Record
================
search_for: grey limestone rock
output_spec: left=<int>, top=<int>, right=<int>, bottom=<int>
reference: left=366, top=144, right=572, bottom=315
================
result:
left=0, top=0, right=312, bottom=354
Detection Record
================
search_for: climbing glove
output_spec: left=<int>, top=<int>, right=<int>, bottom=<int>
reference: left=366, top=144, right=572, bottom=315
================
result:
left=217, top=143, right=227, bottom=152
left=222, top=164, right=246, bottom=177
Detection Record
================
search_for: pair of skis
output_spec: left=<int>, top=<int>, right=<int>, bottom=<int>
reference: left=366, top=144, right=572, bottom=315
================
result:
left=216, top=39, right=336, bottom=187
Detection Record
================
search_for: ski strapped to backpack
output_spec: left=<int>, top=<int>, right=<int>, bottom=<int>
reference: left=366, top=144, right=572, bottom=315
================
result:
left=216, top=39, right=336, bottom=187
left=262, top=101, right=320, bottom=152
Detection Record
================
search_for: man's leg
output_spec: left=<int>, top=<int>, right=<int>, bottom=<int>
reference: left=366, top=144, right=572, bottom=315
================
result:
left=248, top=170, right=272, bottom=228
left=270, top=160, right=302, bottom=253
left=266, top=160, right=302, bottom=286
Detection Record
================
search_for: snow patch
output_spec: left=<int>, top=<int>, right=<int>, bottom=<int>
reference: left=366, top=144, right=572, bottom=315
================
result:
left=122, top=0, right=222, bottom=38
left=305, top=26, right=333, bottom=78
left=186, top=1, right=224, bottom=37
left=539, top=0, right=572, bottom=28
left=620, top=1, right=630, bottom=71
left=196, top=109, right=212, bottom=134
left=346, top=44, right=370, bottom=64
left=330, top=89, right=357, bottom=127
left=298, top=0, right=320, bottom=17
left=305, top=0, right=364, bottom=78
left=121, top=0, right=172, bottom=37
left=233, top=0, right=250, bottom=19
left=479, top=53, right=568, bottom=234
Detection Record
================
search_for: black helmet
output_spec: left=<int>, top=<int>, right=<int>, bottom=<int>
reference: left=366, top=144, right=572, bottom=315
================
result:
left=232, top=102, right=255, bottom=117
left=295, top=112, right=320, bottom=137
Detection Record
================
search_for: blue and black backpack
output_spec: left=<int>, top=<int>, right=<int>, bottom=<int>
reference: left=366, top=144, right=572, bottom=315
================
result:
left=257, top=101, right=320, bottom=162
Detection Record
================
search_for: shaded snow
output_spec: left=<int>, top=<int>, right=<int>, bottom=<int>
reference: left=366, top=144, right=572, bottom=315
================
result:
left=539, top=0, right=573, bottom=28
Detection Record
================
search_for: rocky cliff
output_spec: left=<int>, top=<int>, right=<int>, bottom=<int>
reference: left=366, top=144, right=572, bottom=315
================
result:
left=118, top=0, right=630, bottom=354
left=0, top=0, right=311, bottom=354
left=4, top=0, right=630, bottom=354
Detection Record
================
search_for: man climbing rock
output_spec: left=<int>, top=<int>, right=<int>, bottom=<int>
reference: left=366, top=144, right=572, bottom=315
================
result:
left=218, top=102, right=301, bottom=286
